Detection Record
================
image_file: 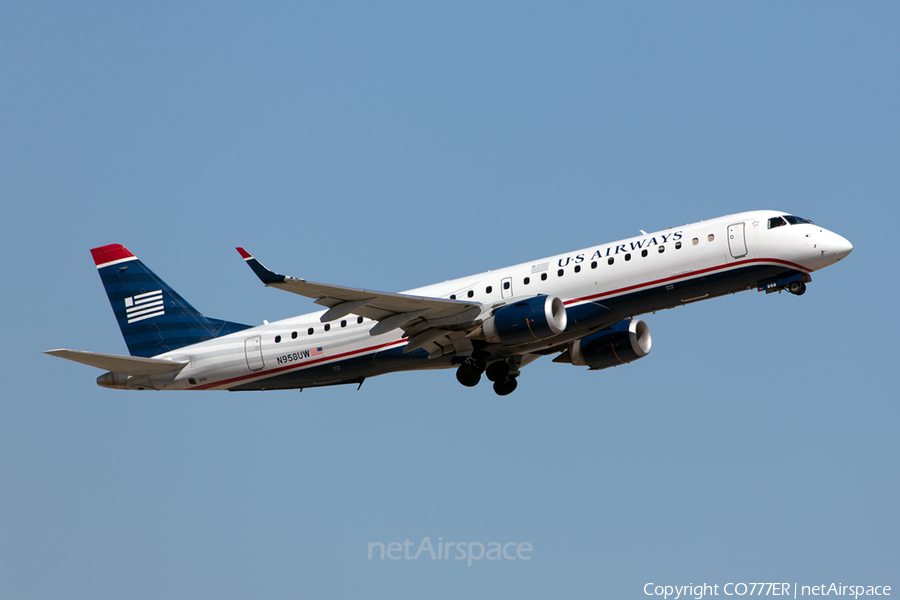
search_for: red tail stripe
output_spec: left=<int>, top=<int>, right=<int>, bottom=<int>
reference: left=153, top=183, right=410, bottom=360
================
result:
left=91, top=244, right=135, bottom=267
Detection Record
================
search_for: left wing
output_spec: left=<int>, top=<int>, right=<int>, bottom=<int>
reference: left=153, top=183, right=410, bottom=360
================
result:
left=236, top=248, right=484, bottom=355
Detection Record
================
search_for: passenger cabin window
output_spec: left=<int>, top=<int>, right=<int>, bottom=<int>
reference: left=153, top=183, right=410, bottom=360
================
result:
left=591, top=261, right=597, bottom=269
left=707, top=234, right=715, bottom=242
left=658, top=246, right=665, bottom=253
left=557, top=269, right=564, bottom=277
left=292, top=331, right=298, bottom=339
left=641, top=249, right=648, bottom=258
left=692, top=238, right=699, bottom=245
left=503, top=281, right=510, bottom=290
left=275, top=335, right=281, bottom=343
left=324, top=324, right=331, bottom=331
left=624, top=253, right=631, bottom=261
left=341, top=320, right=347, bottom=328
left=541, top=273, right=547, bottom=281
left=675, top=241, right=682, bottom=250
left=608, top=257, right=614, bottom=265
left=308, top=327, right=314, bottom=335
left=524, top=277, right=530, bottom=285
left=357, top=316, right=363, bottom=324
left=486, top=286, right=493, bottom=294
left=467, top=290, right=474, bottom=298
left=450, top=294, right=456, bottom=300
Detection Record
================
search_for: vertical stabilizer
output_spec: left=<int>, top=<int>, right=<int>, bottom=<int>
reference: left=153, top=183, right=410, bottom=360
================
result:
left=91, top=244, right=250, bottom=357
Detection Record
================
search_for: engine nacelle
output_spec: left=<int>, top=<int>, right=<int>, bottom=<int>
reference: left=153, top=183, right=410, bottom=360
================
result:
left=97, top=371, right=129, bottom=389
left=569, top=318, right=651, bottom=370
left=482, top=295, right=567, bottom=345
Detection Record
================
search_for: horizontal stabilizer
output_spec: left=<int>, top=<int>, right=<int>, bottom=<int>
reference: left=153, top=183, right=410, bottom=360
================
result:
left=45, top=349, right=188, bottom=376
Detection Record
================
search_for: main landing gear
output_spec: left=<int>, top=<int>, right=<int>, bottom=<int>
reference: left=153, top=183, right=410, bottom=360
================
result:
left=456, top=356, right=485, bottom=387
left=456, top=354, right=520, bottom=396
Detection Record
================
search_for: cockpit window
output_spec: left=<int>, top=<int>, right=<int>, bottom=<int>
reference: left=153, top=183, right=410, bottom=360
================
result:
left=769, top=215, right=814, bottom=229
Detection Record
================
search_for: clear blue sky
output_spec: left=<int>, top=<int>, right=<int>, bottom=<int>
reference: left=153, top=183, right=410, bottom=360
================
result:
left=2, top=2, right=898, bottom=598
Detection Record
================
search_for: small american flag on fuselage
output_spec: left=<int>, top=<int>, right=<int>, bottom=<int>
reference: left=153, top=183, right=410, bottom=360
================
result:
left=310, top=347, right=324, bottom=357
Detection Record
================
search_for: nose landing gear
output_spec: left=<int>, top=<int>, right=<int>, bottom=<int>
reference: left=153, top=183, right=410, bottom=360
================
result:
left=787, top=281, right=806, bottom=296
left=758, top=273, right=811, bottom=296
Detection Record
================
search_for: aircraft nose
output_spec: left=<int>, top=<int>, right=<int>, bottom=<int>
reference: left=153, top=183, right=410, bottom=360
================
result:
left=832, top=233, right=853, bottom=261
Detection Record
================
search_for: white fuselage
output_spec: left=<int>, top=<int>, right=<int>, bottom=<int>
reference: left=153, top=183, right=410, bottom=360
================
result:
left=129, top=210, right=852, bottom=391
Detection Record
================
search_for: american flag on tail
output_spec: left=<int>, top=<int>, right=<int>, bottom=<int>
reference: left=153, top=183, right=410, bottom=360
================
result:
left=125, top=290, right=164, bottom=323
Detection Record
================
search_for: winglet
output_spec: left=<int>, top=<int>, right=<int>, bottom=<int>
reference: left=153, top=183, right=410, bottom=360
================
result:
left=236, top=247, right=291, bottom=285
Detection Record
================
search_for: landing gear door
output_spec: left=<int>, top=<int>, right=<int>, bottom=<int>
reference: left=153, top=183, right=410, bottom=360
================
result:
left=728, top=223, right=747, bottom=259
left=244, top=336, right=264, bottom=371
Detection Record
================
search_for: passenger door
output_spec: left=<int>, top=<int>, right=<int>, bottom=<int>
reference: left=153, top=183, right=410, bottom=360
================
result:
left=728, top=223, right=747, bottom=259
left=244, top=336, right=264, bottom=371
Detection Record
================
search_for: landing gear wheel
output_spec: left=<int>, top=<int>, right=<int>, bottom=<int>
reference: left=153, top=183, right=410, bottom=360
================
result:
left=485, top=360, right=511, bottom=382
left=456, top=364, right=482, bottom=387
left=788, top=281, right=807, bottom=296
left=493, top=377, right=518, bottom=396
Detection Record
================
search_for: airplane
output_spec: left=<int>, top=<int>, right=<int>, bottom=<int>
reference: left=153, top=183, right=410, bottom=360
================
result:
left=46, top=210, right=852, bottom=395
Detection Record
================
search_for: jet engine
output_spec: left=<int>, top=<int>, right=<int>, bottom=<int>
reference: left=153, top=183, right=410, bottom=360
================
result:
left=568, top=318, right=651, bottom=370
left=481, top=295, right=567, bottom=345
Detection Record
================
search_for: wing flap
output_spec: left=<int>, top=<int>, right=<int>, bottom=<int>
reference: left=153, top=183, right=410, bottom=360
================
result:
left=45, top=349, right=188, bottom=376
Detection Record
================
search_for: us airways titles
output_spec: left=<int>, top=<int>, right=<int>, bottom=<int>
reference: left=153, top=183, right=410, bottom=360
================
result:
left=556, top=230, right=685, bottom=267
